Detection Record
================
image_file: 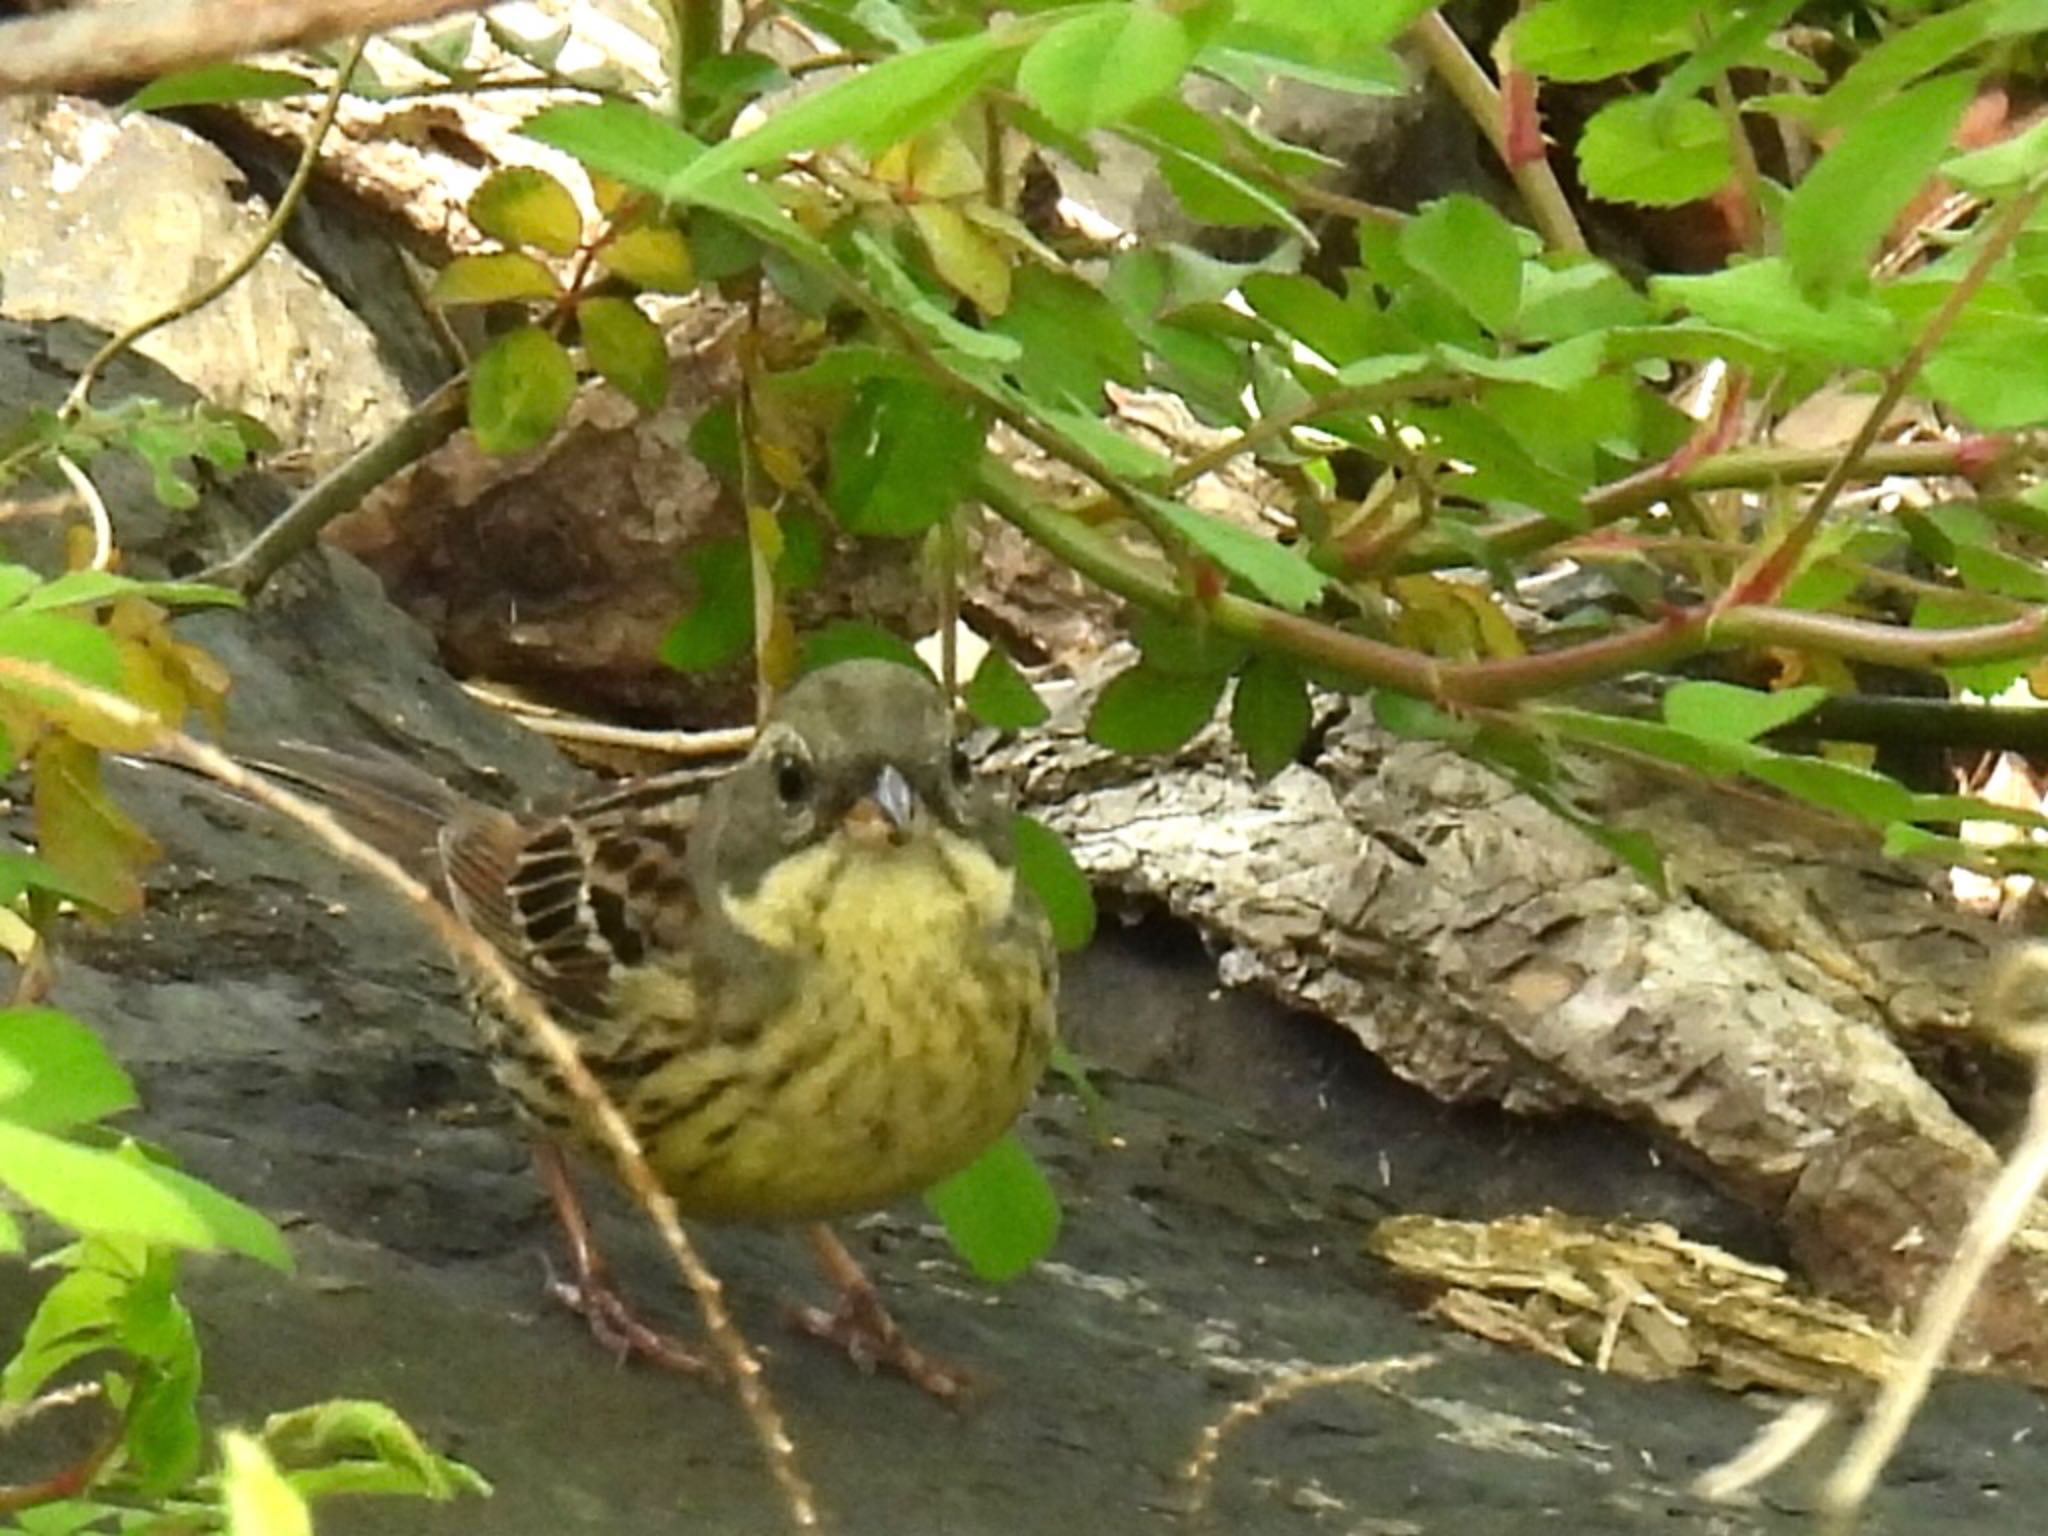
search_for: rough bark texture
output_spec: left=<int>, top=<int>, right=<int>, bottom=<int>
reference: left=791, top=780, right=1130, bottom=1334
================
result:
left=1003, top=664, right=2048, bottom=1376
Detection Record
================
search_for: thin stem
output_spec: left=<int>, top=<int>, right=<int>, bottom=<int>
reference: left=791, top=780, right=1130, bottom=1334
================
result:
left=60, top=33, right=369, bottom=420
left=1821, top=1062, right=2048, bottom=1525
left=1726, top=181, right=2047, bottom=609
left=202, top=376, right=468, bottom=597
left=1408, top=10, right=1586, bottom=254
left=1396, top=434, right=2042, bottom=575
left=1166, top=373, right=1470, bottom=493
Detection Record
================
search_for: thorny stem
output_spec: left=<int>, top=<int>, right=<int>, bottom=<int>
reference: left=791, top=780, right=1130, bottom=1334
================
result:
left=1408, top=10, right=1586, bottom=255
left=59, top=34, right=370, bottom=421
left=1396, top=435, right=2044, bottom=576
left=0, top=661, right=823, bottom=1533
left=976, top=459, right=2048, bottom=707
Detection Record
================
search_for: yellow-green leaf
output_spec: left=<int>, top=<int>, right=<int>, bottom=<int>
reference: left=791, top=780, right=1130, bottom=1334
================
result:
left=33, top=735, right=159, bottom=915
left=597, top=225, right=696, bottom=293
left=907, top=202, right=1011, bottom=314
left=469, top=166, right=585, bottom=256
left=580, top=297, right=669, bottom=411
left=428, top=251, right=562, bottom=307
left=222, top=1431, right=314, bottom=1536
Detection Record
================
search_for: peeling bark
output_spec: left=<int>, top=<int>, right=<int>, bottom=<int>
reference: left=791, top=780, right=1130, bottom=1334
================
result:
left=1004, top=665, right=2048, bottom=1377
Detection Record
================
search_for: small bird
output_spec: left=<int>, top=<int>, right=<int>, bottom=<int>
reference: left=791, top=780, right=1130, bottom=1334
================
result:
left=235, top=659, right=1058, bottom=1395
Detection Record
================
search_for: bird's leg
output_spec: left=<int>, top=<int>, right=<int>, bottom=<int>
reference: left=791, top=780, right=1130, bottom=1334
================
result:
left=533, top=1142, right=711, bottom=1376
left=790, top=1223, right=971, bottom=1402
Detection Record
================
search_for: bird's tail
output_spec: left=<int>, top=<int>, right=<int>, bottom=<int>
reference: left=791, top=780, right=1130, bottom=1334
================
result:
left=136, top=743, right=476, bottom=880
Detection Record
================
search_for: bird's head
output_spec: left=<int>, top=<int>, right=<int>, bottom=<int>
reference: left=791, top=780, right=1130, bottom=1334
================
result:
left=699, top=659, right=1006, bottom=897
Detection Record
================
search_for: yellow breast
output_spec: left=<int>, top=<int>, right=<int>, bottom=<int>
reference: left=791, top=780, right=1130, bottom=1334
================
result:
left=623, top=830, right=1055, bottom=1222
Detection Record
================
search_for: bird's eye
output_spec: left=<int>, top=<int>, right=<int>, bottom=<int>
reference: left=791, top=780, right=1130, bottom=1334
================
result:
left=948, top=744, right=972, bottom=786
left=773, top=753, right=811, bottom=804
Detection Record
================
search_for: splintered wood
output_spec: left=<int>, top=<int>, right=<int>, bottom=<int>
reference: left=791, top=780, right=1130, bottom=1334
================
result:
left=1369, top=1210, right=1902, bottom=1395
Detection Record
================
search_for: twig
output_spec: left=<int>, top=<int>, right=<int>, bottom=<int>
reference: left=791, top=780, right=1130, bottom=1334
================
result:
left=201, top=376, right=468, bottom=597
left=51, top=454, right=114, bottom=572
left=60, top=34, right=370, bottom=422
left=1397, top=434, right=2043, bottom=576
left=1407, top=10, right=1586, bottom=254
left=1693, top=1396, right=1837, bottom=1504
left=0, top=659, right=821, bottom=1533
left=1180, top=1354, right=1436, bottom=1517
left=1819, top=1048, right=2048, bottom=1525
left=459, top=683, right=756, bottom=758
left=0, top=0, right=486, bottom=95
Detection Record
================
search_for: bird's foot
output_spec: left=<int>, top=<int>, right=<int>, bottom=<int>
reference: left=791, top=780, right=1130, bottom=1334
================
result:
left=545, top=1260, right=713, bottom=1377
left=792, top=1224, right=975, bottom=1403
left=533, top=1140, right=710, bottom=1376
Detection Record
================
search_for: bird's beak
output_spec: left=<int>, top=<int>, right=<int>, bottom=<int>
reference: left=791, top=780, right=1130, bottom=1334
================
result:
left=843, top=763, right=918, bottom=847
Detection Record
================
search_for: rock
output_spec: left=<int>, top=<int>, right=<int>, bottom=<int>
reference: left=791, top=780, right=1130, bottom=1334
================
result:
left=0, top=96, right=411, bottom=473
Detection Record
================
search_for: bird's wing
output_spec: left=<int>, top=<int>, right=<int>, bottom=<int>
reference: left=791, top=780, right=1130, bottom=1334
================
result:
left=440, top=766, right=720, bottom=1017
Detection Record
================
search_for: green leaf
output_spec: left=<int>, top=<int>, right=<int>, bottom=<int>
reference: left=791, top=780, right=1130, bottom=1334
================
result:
left=1663, top=682, right=1827, bottom=743
left=1143, top=497, right=1327, bottom=612
left=1124, top=101, right=1315, bottom=240
left=469, top=166, right=584, bottom=256
left=1018, top=4, right=1194, bottom=133
left=963, top=648, right=1049, bottom=730
left=579, top=297, right=669, bottom=412
left=125, top=1146, right=291, bottom=1271
left=1399, top=195, right=1523, bottom=335
left=1812, top=0, right=2017, bottom=132
left=1134, top=613, right=1249, bottom=677
left=1746, top=755, right=1915, bottom=826
left=1088, top=664, right=1226, bottom=754
left=797, top=621, right=929, bottom=676
left=1010, top=814, right=1095, bottom=953
left=665, top=32, right=1015, bottom=204
left=0, top=1126, right=287, bottom=1266
left=1371, top=691, right=1469, bottom=742
left=1577, top=96, right=1733, bottom=208
left=1945, top=111, right=2048, bottom=195
left=660, top=538, right=752, bottom=672
left=407, top=18, right=478, bottom=78
left=261, top=1400, right=491, bottom=1501
left=125, top=63, right=314, bottom=112
left=1506, top=0, right=1694, bottom=81
left=428, top=252, right=562, bottom=307
left=1784, top=70, right=1977, bottom=299
left=1230, top=657, right=1311, bottom=778
left=924, top=1133, right=1060, bottom=1282
left=1518, top=259, right=1654, bottom=339
left=1541, top=706, right=1756, bottom=776
left=0, top=1008, right=136, bottom=1130
left=16, top=570, right=239, bottom=613
left=828, top=379, right=985, bottom=537
left=0, top=612, right=124, bottom=690
left=468, top=326, right=576, bottom=455
left=1653, top=259, right=1903, bottom=369
left=597, top=225, right=696, bottom=293
left=522, top=100, right=706, bottom=193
